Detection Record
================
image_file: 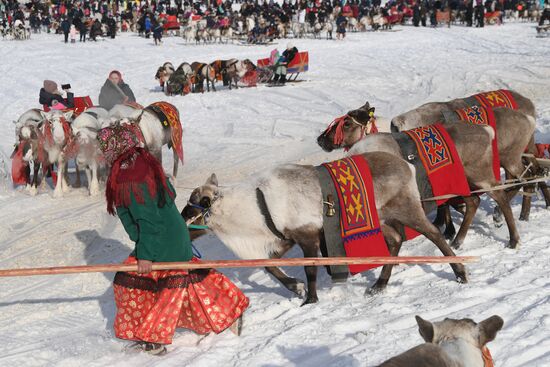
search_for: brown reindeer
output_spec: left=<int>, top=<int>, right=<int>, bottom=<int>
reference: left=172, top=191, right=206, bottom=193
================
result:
left=317, top=106, right=527, bottom=250
left=191, top=62, right=217, bottom=93
left=391, top=90, right=548, bottom=221
left=182, top=151, right=469, bottom=305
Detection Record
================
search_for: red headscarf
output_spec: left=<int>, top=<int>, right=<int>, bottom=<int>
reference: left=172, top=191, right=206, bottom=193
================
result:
left=109, top=70, right=123, bottom=81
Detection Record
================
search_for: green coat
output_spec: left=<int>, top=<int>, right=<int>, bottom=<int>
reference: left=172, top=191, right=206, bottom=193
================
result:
left=117, top=182, right=193, bottom=262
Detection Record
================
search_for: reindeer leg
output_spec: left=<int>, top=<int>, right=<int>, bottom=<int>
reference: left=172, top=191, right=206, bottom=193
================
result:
left=74, top=161, right=82, bottom=188
left=62, top=160, right=70, bottom=192
left=451, top=195, right=480, bottom=249
left=300, top=243, right=320, bottom=306
left=29, top=163, right=39, bottom=196
left=539, top=182, right=550, bottom=208
left=367, top=223, right=403, bottom=295
left=396, top=203, right=468, bottom=283
left=433, top=204, right=455, bottom=240
left=90, top=162, right=100, bottom=196
left=264, top=241, right=306, bottom=298
left=488, top=189, right=520, bottom=249
left=53, top=157, right=64, bottom=198
left=84, top=164, right=92, bottom=194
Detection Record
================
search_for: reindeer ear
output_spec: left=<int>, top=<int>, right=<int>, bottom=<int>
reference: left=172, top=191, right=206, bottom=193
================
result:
left=358, top=101, right=371, bottom=111
left=478, top=315, right=503, bottom=346
left=207, top=173, right=218, bottom=187
left=416, top=316, right=434, bottom=343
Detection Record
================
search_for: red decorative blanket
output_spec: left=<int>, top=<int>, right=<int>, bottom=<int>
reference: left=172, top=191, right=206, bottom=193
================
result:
left=405, top=124, right=471, bottom=205
left=455, top=104, right=500, bottom=182
left=473, top=89, right=518, bottom=110
left=147, top=102, right=184, bottom=163
left=322, top=155, right=390, bottom=274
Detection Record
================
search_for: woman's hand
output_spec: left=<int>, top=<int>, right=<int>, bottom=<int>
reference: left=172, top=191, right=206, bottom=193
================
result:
left=137, top=259, right=153, bottom=274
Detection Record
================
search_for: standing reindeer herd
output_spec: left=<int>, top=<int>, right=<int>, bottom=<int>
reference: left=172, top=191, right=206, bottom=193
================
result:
left=180, top=89, right=549, bottom=307
left=12, top=102, right=183, bottom=198
left=155, top=58, right=255, bottom=95
left=11, top=89, right=549, bottom=303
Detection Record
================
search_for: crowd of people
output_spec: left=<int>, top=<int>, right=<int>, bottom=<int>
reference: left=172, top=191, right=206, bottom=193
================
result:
left=1, top=0, right=548, bottom=42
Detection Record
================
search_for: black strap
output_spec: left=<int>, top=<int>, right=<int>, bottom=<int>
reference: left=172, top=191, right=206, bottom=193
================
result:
left=255, top=188, right=287, bottom=241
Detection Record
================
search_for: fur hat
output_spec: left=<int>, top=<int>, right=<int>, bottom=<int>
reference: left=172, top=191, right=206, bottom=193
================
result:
left=286, top=42, right=294, bottom=50
left=43, top=80, right=58, bottom=94
left=97, top=124, right=141, bottom=166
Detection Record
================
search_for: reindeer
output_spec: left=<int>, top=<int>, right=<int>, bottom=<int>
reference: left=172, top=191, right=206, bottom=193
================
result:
left=191, top=62, right=216, bottom=92
left=221, top=26, right=234, bottom=43
left=378, top=315, right=503, bottom=367
left=317, top=104, right=527, bottom=250
left=183, top=22, right=196, bottom=43
left=70, top=109, right=109, bottom=196
left=182, top=151, right=469, bottom=305
left=390, top=90, right=547, bottom=222
left=25, top=110, right=76, bottom=197
left=154, top=62, right=175, bottom=92
left=165, top=63, right=193, bottom=96
left=112, top=103, right=182, bottom=179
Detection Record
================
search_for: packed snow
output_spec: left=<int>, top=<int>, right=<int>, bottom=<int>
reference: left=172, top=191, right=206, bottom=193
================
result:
left=0, top=23, right=549, bottom=367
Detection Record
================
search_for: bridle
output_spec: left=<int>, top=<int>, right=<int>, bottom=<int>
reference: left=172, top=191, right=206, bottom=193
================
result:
left=186, top=193, right=221, bottom=226
left=321, top=111, right=378, bottom=148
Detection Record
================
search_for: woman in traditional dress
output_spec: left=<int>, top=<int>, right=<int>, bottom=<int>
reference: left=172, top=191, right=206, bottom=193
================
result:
left=97, top=125, right=249, bottom=355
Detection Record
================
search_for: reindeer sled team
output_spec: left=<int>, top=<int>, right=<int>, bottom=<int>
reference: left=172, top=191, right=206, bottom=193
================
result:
left=10, top=85, right=548, bottom=363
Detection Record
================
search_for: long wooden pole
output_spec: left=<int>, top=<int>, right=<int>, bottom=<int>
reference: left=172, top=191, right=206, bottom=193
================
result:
left=0, top=256, right=479, bottom=278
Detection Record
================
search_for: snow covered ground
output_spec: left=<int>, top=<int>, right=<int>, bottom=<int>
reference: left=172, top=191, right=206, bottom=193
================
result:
left=0, top=23, right=549, bottom=367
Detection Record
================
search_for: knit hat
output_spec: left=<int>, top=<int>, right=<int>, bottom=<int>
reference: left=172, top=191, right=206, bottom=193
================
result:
left=43, top=80, right=58, bottom=94
left=97, top=124, right=142, bottom=166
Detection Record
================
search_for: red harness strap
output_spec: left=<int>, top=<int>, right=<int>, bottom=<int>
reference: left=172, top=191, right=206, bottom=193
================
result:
left=482, top=346, right=494, bottom=367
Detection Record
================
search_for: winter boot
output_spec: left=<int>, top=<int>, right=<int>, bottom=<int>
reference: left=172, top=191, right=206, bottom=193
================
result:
left=143, top=342, right=167, bottom=356
left=229, top=315, right=243, bottom=336
left=279, top=75, right=287, bottom=85
left=270, top=74, right=280, bottom=84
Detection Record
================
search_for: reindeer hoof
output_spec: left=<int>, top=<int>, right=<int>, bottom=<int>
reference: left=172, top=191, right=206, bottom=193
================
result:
left=28, top=186, right=38, bottom=197
left=507, top=240, right=520, bottom=250
left=366, top=283, right=387, bottom=296
left=451, top=239, right=462, bottom=250
left=518, top=215, right=529, bottom=222
left=53, top=189, right=63, bottom=198
left=300, top=296, right=318, bottom=306
left=288, top=281, right=306, bottom=298
left=456, top=272, right=468, bottom=284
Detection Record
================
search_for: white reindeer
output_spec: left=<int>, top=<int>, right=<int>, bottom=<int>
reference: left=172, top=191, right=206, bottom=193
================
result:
left=71, top=108, right=108, bottom=196
left=38, top=110, right=74, bottom=197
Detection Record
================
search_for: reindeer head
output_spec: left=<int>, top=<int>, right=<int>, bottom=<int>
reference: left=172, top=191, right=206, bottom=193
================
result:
left=181, top=173, right=220, bottom=224
left=40, top=110, right=74, bottom=145
left=18, top=125, right=41, bottom=162
left=416, top=315, right=503, bottom=358
left=316, top=102, right=376, bottom=152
